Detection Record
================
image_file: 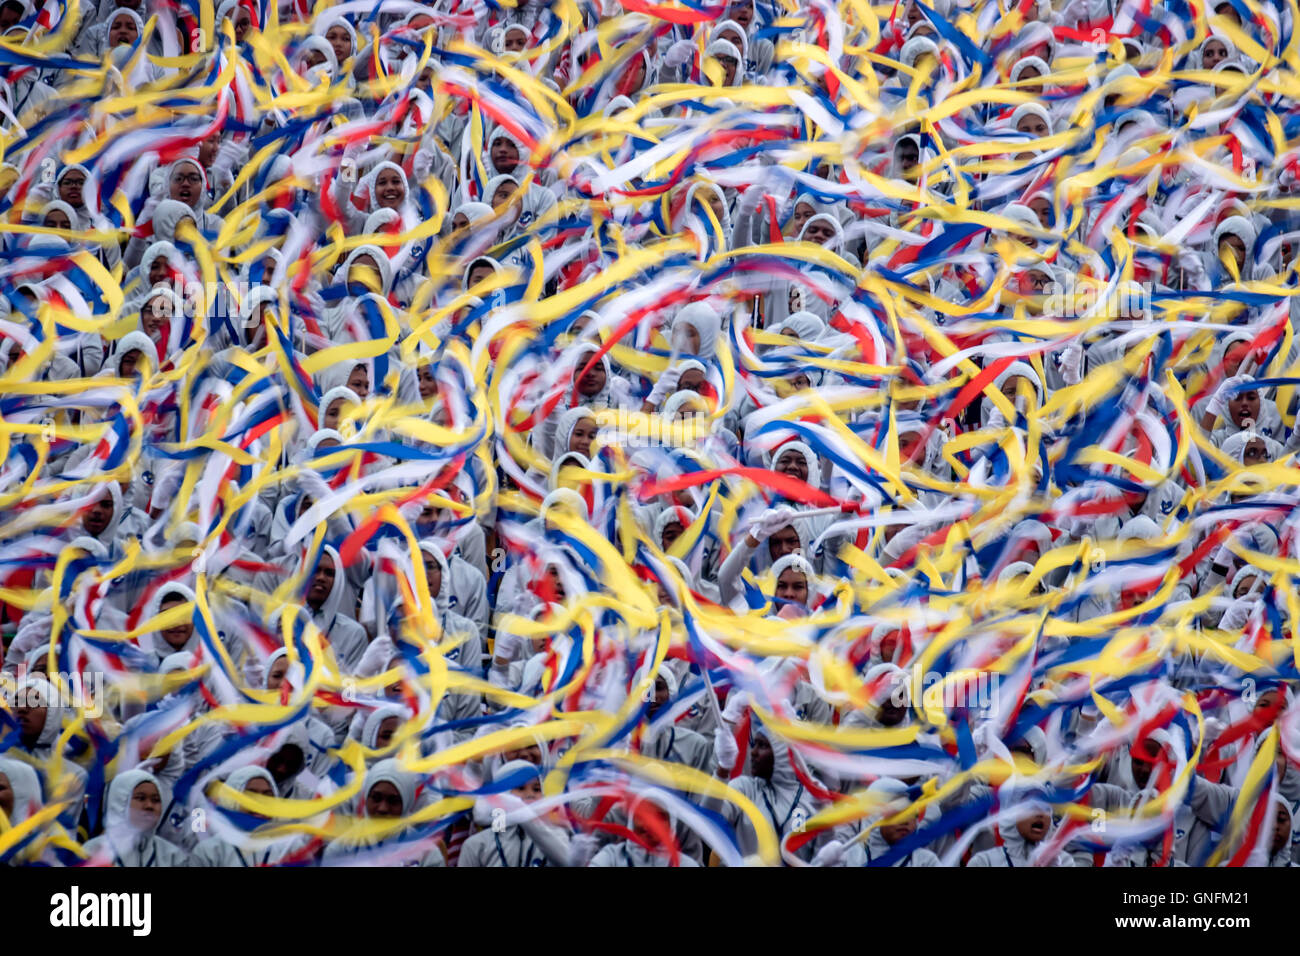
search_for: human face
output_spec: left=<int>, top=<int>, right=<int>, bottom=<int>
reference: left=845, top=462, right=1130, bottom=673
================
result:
left=170, top=164, right=203, bottom=207
left=1017, top=113, right=1049, bottom=137
left=703, top=188, right=726, bottom=222
left=374, top=716, right=400, bottom=749
left=198, top=131, right=221, bottom=168
left=1202, top=38, right=1227, bottom=70
left=1228, top=388, right=1259, bottom=427
left=233, top=7, right=252, bottom=42
left=158, top=595, right=193, bottom=650
left=324, top=398, right=345, bottom=430
left=775, top=567, right=808, bottom=606
left=750, top=734, right=774, bottom=780
left=43, top=209, right=71, bottom=230
left=491, top=179, right=518, bottom=208
left=1016, top=810, right=1051, bottom=844
left=58, top=171, right=85, bottom=207
left=1029, top=196, right=1051, bottom=228
left=16, top=699, right=46, bottom=744
left=660, top=521, right=683, bottom=550
left=119, top=348, right=143, bottom=378
left=767, top=525, right=800, bottom=560
left=375, top=168, right=405, bottom=209
left=1001, top=375, right=1034, bottom=408
left=1129, top=738, right=1162, bottom=788
left=677, top=368, right=705, bottom=392
left=877, top=683, right=908, bottom=726
left=504, top=743, right=542, bottom=765
left=896, top=139, right=920, bottom=177
left=503, top=27, right=528, bottom=53
left=727, top=0, right=752, bottom=29
left=569, top=417, right=597, bottom=457
left=83, top=495, right=114, bottom=536
left=675, top=323, right=701, bottom=355
left=716, top=53, right=738, bottom=85
left=129, top=781, right=162, bottom=830
left=1221, top=234, right=1247, bottom=271
left=325, top=24, right=352, bottom=62
left=144, top=296, right=171, bottom=343
left=1272, top=803, right=1291, bottom=854
left=306, top=554, right=335, bottom=609
left=880, top=814, right=917, bottom=845
left=348, top=254, right=383, bottom=294
left=802, top=218, right=836, bottom=245
left=242, top=775, right=274, bottom=817
left=1020, top=268, right=1050, bottom=293
left=109, top=11, right=138, bottom=45
left=0, top=772, right=12, bottom=819
left=577, top=356, right=606, bottom=397
left=491, top=136, right=520, bottom=174
left=652, top=675, right=671, bottom=712
left=467, top=263, right=495, bottom=289
left=417, top=363, right=436, bottom=400
left=513, top=777, right=544, bottom=801
left=267, top=744, right=303, bottom=784
left=148, top=254, right=173, bottom=288
left=786, top=202, right=816, bottom=238
left=782, top=373, right=811, bottom=395
left=347, top=364, right=369, bottom=400
left=1255, top=689, right=1282, bottom=714
left=775, top=448, right=809, bottom=482
left=267, top=656, right=290, bottom=690
left=422, top=550, right=442, bottom=600
left=303, top=48, right=326, bottom=68
left=543, top=564, right=566, bottom=602
left=1241, top=438, right=1269, bottom=467
left=365, top=780, right=403, bottom=817
left=1233, top=573, right=1258, bottom=599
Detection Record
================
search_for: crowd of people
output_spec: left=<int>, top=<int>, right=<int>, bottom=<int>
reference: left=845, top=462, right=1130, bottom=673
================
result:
left=0, top=0, right=1297, bottom=867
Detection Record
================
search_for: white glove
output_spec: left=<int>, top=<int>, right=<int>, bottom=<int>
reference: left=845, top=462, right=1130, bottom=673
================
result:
left=492, top=631, right=523, bottom=666
left=751, top=505, right=799, bottom=543
left=645, top=365, right=682, bottom=409
left=412, top=147, right=435, bottom=184
left=662, top=39, right=695, bottom=69
left=296, top=469, right=333, bottom=504
left=568, top=832, right=601, bottom=867
left=1205, top=374, right=1251, bottom=420
left=1059, top=341, right=1084, bottom=386
left=721, top=688, right=750, bottom=724
left=147, top=166, right=168, bottom=200
left=212, top=138, right=246, bottom=176
left=809, top=838, right=846, bottom=867
left=713, top=724, right=739, bottom=773
left=138, top=194, right=161, bottom=224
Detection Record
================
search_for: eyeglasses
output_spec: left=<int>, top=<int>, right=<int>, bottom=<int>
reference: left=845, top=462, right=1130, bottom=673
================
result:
left=172, top=172, right=203, bottom=185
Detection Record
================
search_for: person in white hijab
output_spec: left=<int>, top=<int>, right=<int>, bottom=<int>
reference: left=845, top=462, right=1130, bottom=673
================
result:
left=83, top=769, right=190, bottom=866
left=967, top=796, right=1075, bottom=866
left=189, top=766, right=293, bottom=866
left=457, top=759, right=574, bottom=866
